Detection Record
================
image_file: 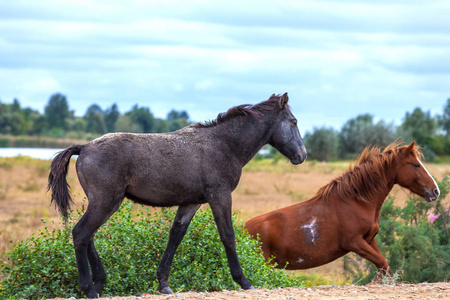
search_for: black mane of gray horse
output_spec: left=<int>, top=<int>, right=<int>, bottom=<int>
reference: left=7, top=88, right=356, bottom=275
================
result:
left=47, top=93, right=307, bottom=298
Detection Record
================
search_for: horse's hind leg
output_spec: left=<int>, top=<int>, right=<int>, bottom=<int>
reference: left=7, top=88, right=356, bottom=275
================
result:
left=73, top=200, right=123, bottom=298
left=87, top=238, right=106, bottom=293
left=157, top=204, right=201, bottom=294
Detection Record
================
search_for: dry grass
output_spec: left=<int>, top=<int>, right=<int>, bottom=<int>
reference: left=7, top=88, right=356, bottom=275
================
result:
left=0, top=156, right=448, bottom=284
left=0, top=156, right=85, bottom=262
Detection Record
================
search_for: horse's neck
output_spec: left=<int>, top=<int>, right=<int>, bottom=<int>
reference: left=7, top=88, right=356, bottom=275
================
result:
left=371, top=163, right=398, bottom=219
left=208, top=118, right=272, bottom=166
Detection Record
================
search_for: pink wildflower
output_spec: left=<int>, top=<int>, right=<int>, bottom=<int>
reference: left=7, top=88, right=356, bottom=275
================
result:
left=428, top=213, right=440, bottom=224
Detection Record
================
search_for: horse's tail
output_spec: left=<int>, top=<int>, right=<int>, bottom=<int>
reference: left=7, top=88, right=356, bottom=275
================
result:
left=47, top=145, right=84, bottom=221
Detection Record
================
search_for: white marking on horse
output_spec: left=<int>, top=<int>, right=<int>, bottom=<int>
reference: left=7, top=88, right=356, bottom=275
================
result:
left=418, top=158, right=440, bottom=196
left=295, top=257, right=305, bottom=264
left=298, top=217, right=318, bottom=246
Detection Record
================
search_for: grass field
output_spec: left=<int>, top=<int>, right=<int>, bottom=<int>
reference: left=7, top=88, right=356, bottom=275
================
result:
left=0, top=155, right=448, bottom=283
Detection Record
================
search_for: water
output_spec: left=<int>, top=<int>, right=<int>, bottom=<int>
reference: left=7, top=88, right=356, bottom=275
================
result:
left=0, top=148, right=64, bottom=160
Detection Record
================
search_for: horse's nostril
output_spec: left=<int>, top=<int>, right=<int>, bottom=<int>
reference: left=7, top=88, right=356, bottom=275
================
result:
left=299, top=153, right=306, bottom=163
left=433, top=188, right=440, bottom=198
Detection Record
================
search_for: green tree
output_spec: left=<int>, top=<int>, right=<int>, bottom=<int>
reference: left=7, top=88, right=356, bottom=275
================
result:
left=0, top=101, right=24, bottom=135
left=127, top=105, right=155, bottom=133
left=339, top=114, right=395, bottom=158
left=115, top=115, right=140, bottom=132
left=304, top=127, right=339, bottom=161
left=399, top=107, right=438, bottom=146
left=21, top=107, right=41, bottom=135
left=153, top=118, right=169, bottom=133
left=398, top=107, right=440, bottom=160
left=44, top=93, right=70, bottom=130
left=11, top=98, right=20, bottom=113
left=167, top=109, right=189, bottom=121
left=104, top=103, right=120, bottom=132
left=430, top=135, right=450, bottom=156
left=166, top=109, right=190, bottom=132
left=438, top=99, right=450, bottom=138
left=84, top=104, right=106, bottom=134
left=69, top=117, right=86, bottom=133
left=1, top=99, right=43, bottom=135
left=30, top=115, right=48, bottom=135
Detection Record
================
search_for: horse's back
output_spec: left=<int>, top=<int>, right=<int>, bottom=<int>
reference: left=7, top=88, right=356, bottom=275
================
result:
left=78, top=131, right=202, bottom=170
left=246, top=210, right=287, bottom=239
left=75, top=131, right=237, bottom=207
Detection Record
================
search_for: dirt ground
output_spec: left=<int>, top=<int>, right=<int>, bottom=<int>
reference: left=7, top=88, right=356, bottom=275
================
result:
left=51, top=283, right=449, bottom=300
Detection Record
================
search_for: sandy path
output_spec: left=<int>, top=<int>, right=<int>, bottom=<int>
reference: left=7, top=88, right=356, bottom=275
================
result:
left=51, top=282, right=449, bottom=300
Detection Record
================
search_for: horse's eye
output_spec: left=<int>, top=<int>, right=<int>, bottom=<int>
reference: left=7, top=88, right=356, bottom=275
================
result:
left=291, top=120, right=297, bottom=126
left=414, top=164, right=420, bottom=168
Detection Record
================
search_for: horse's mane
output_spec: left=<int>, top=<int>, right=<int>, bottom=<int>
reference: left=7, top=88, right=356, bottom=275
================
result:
left=193, top=94, right=285, bottom=128
left=310, top=141, right=423, bottom=204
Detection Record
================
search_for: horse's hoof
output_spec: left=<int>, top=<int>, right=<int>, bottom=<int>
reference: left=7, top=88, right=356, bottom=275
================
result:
left=159, top=286, right=174, bottom=294
left=94, top=282, right=104, bottom=294
left=246, top=285, right=255, bottom=290
left=86, top=291, right=98, bottom=298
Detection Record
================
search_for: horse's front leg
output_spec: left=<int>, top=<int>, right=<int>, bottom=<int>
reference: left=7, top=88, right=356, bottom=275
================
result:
left=209, top=192, right=254, bottom=290
left=345, top=236, right=392, bottom=284
left=368, top=238, right=392, bottom=283
left=157, top=204, right=201, bottom=294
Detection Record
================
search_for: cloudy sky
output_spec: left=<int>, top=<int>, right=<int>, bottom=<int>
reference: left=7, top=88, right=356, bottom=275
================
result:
left=1, top=0, right=449, bottom=133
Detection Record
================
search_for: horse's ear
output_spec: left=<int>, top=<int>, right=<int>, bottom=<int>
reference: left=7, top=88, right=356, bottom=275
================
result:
left=406, top=141, right=416, bottom=155
left=279, top=93, right=289, bottom=109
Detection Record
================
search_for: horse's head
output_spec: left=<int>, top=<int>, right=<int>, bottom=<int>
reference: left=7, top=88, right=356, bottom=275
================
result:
left=268, top=93, right=307, bottom=165
left=395, top=142, right=440, bottom=202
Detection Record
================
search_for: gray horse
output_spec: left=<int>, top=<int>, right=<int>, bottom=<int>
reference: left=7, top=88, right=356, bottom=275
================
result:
left=48, top=93, right=307, bottom=298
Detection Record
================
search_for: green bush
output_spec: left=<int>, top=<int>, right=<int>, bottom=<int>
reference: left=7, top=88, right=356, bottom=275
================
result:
left=0, top=138, right=11, bottom=147
left=344, top=176, right=450, bottom=284
left=1, top=203, right=304, bottom=299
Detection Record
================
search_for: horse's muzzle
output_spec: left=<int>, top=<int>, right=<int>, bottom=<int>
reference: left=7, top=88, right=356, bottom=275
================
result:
left=290, top=152, right=307, bottom=165
left=425, top=188, right=440, bottom=202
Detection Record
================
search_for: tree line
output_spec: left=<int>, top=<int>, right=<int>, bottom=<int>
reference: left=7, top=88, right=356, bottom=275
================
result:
left=303, top=99, right=450, bottom=162
left=0, top=93, right=189, bottom=140
left=0, top=93, right=449, bottom=161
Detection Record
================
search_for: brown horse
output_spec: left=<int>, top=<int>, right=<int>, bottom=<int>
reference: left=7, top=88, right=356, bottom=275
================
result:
left=245, top=141, right=440, bottom=281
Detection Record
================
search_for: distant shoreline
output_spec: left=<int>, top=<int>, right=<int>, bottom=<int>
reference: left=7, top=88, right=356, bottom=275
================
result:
left=0, top=134, right=90, bottom=149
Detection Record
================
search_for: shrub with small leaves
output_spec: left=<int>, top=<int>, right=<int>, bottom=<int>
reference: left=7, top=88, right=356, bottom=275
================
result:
left=1, top=202, right=304, bottom=299
left=344, top=176, right=450, bottom=284
left=0, top=219, right=79, bottom=299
